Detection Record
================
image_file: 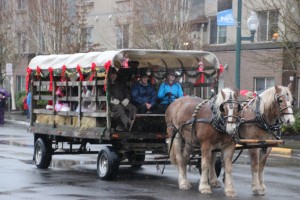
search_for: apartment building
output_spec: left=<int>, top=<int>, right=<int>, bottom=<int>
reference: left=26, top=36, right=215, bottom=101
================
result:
left=85, top=0, right=300, bottom=105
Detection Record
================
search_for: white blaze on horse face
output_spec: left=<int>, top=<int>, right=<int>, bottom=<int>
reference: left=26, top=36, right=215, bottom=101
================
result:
left=225, top=100, right=236, bottom=134
left=281, top=97, right=295, bottom=125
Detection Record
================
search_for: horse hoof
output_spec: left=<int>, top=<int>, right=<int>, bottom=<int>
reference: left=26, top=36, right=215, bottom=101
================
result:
left=179, top=180, right=192, bottom=190
left=253, top=189, right=265, bottom=196
left=225, top=190, right=237, bottom=197
left=211, top=180, right=222, bottom=188
left=199, top=185, right=212, bottom=194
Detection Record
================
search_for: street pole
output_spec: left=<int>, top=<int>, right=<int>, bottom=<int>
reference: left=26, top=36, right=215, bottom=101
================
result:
left=235, top=0, right=242, bottom=90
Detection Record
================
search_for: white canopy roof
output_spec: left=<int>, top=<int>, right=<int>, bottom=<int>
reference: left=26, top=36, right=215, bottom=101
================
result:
left=28, top=49, right=220, bottom=71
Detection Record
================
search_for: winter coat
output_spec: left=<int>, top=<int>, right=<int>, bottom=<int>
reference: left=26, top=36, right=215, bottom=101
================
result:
left=157, top=81, right=183, bottom=104
left=131, top=81, right=156, bottom=106
left=0, top=97, right=5, bottom=109
left=109, top=81, right=131, bottom=101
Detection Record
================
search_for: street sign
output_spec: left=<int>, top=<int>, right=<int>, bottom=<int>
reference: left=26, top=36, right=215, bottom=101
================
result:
left=6, top=63, right=13, bottom=76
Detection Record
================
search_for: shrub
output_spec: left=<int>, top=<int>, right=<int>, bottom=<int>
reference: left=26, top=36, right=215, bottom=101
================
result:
left=15, top=91, right=26, bottom=111
left=281, top=111, right=300, bottom=135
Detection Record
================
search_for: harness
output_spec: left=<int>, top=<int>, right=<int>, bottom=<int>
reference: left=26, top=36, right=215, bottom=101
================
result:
left=238, top=92, right=293, bottom=141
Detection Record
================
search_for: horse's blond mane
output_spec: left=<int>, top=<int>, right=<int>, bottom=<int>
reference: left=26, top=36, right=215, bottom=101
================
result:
left=256, top=86, right=291, bottom=114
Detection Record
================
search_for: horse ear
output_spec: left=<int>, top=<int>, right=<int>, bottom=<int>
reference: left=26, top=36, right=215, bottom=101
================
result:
left=221, top=89, right=226, bottom=99
left=275, top=85, right=281, bottom=93
left=288, top=83, right=293, bottom=91
left=234, top=89, right=239, bottom=99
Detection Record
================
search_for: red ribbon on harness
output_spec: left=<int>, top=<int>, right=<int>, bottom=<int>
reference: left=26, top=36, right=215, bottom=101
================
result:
left=76, top=65, right=84, bottom=81
left=89, top=62, right=97, bottom=82
left=61, top=65, right=67, bottom=82
left=48, top=67, right=53, bottom=91
left=26, top=67, right=32, bottom=94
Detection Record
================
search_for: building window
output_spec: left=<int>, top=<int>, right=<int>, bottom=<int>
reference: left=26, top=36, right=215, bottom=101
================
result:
left=82, top=27, right=93, bottom=51
left=116, top=24, right=129, bottom=49
left=17, top=32, right=27, bottom=53
left=255, top=77, right=275, bottom=92
left=210, top=18, right=227, bottom=44
left=257, top=10, right=279, bottom=42
left=0, top=0, right=7, bottom=10
left=17, top=76, right=26, bottom=92
left=17, top=0, right=26, bottom=10
left=218, top=0, right=232, bottom=12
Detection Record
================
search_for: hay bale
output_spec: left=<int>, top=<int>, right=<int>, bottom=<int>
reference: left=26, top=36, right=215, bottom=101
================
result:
left=55, top=115, right=66, bottom=125
left=80, top=117, right=97, bottom=129
left=72, top=117, right=79, bottom=127
left=65, top=116, right=72, bottom=126
left=36, top=114, right=53, bottom=124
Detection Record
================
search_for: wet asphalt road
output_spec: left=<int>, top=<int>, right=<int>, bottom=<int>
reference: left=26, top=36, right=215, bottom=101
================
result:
left=0, top=124, right=300, bottom=200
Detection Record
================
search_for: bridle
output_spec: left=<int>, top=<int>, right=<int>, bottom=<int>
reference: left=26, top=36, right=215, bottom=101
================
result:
left=274, top=92, right=294, bottom=116
left=218, top=93, right=241, bottom=124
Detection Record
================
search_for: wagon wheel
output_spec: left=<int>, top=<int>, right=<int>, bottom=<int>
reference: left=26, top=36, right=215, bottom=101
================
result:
left=198, top=157, right=222, bottom=178
left=128, top=151, right=145, bottom=168
left=34, top=138, right=52, bottom=169
left=97, top=146, right=120, bottom=180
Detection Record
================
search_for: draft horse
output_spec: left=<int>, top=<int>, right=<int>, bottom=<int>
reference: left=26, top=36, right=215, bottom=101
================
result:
left=165, top=88, right=240, bottom=197
left=238, top=84, right=295, bottom=195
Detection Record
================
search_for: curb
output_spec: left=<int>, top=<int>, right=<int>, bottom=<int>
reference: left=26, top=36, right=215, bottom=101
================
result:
left=271, top=147, right=292, bottom=155
left=4, top=119, right=30, bottom=127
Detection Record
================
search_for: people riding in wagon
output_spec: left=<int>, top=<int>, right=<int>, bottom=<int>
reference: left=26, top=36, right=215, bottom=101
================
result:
left=109, top=67, right=137, bottom=131
left=157, top=69, right=183, bottom=113
left=131, top=70, right=158, bottom=114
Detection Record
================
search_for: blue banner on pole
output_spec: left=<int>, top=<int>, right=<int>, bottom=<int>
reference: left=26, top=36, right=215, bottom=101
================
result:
left=217, top=9, right=235, bottom=26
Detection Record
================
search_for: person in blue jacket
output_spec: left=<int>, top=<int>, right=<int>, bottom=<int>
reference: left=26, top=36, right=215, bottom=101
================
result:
left=157, top=70, right=183, bottom=113
left=131, top=71, right=158, bottom=114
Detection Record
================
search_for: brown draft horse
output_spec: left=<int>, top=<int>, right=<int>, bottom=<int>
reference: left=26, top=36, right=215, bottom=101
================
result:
left=238, top=84, right=295, bottom=195
left=165, top=88, right=240, bottom=197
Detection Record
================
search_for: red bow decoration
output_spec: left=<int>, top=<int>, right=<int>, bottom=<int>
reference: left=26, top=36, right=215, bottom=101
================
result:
left=76, top=65, right=84, bottom=81
left=104, top=60, right=111, bottom=72
left=36, top=66, right=41, bottom=80
left=48, top=67, right=53, bottom=91
left=61, top=65, right=67, bottom=82
left=219, top=64, right=224, bottom=74
left=89, top=62, right=97, bottom=82
left=122, top=58, right=129, bottom=68
left=196, top=61, right=205, bottom=84
left=26, top=67, right=32, bottom=94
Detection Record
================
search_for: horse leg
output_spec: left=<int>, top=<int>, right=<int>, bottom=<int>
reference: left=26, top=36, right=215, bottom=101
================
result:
left=169, top=134, right=191, bottom=190
left=258, top=147, right=272, bottom=194
left=199, top=143, right=212, bottom=194
left=249, top=148, right=264, bottom=195
left=222, top=144, right=237, bottom=197
left=209, top=152, right=222, bottom=188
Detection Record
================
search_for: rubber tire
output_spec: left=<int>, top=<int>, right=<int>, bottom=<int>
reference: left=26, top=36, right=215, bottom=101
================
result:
left=128, top=151, right=145, bottom=168
left=97, top=146, right=120, bottom=180
left=34, top=138, right=52, bottom=169
left=198, top=157, right=222, bottom=178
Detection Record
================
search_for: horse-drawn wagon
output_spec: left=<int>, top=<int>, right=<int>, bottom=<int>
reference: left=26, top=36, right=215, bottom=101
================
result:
left=27, top=49, right=222, bottom=179
left=27, top=49, right=295, bottom=197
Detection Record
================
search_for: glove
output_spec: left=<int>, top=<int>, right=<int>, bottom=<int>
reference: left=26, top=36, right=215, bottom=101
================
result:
left=111, top=98, right=120, bottom=105
left=165, top=92, right=172, bottom=97
left=121, top=98, right=129, bottom=107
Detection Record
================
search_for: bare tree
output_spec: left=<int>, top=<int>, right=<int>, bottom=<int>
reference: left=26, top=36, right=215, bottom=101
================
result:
left=115, top=0, right=203, bottom=50
left=23, top=0, right=99, bottom=54
left=0, top=1, right=21, bottom=86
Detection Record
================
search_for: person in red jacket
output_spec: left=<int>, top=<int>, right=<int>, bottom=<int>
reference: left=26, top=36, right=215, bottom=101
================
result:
left=23, top=95, right=29, bottom=120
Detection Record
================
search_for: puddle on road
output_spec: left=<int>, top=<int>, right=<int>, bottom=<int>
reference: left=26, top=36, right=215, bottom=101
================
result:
left=0, top=139, right=33, bottom=148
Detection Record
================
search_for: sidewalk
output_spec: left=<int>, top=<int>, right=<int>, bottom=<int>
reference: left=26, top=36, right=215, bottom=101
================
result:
left=3, top=110, right=300, bottom=156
